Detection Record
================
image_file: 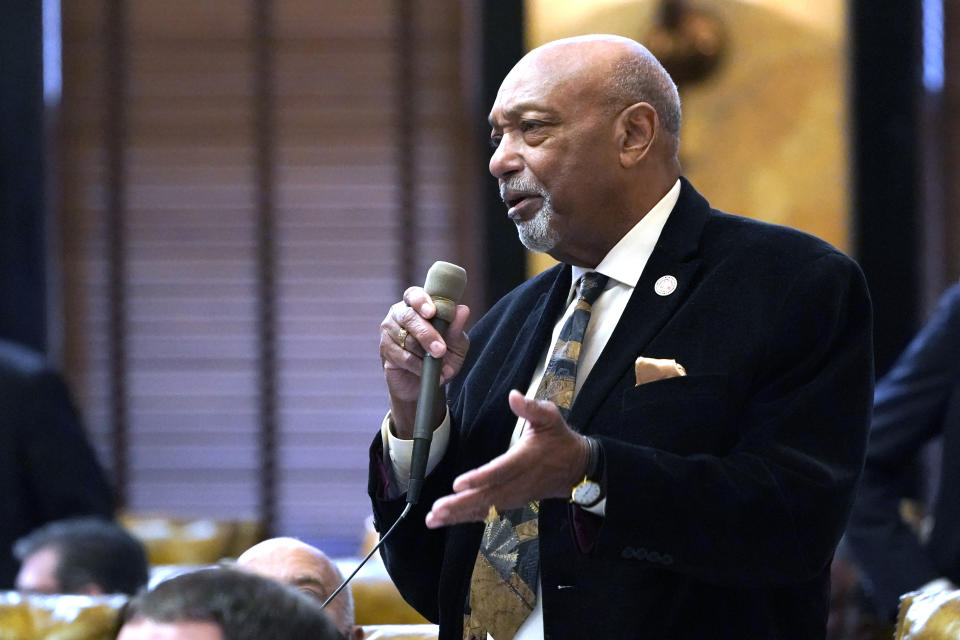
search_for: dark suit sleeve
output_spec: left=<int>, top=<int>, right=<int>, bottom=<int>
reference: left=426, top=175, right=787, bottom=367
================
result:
left=596, top=252, right=873, bottom=587
left=367, top=428, right=456, bottom=623
left=17, top=367, right=114, bottom=522
left=845, top=285, right=960, bottom=616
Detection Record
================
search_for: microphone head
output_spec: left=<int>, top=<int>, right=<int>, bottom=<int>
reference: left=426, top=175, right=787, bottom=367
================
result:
left=424, top=261, right=467, bottom=304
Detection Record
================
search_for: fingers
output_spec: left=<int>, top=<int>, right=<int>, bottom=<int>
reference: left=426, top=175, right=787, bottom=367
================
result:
left=440, top=305, right=470, bottom=383
left=381, top=293, right=470, bottom=368
left=424, top=389, right=589, bottom=529
left=426, top=436, right=536, bottom=528
left=446, top=304, right=471, bottom=342
left=426, top=452, right=535, bottom=528
left=507, top=391, right=588, bottom=490
left=427, top=473, right=534, bottom=528
left=398, top=297, right=445, bottom=359
left=425, top=488, right=492, bottom=528
left=451, top=392, right=565, bottom=496
left=380, top=288, right=470, bottom=411
left=379, top=304, right=425, bottom=374
left=452, top=448, right=523, bottom=493
left=401, top=286, right=460, bottom=359
left=507, top=389, right=562, bottom=430
left=394, top=288, right=470, bottom=359
left=402, top=286, right=436, bottom=320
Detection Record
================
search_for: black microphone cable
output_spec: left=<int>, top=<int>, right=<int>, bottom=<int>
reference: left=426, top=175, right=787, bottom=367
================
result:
left=321, top=502, right=412, bottom=610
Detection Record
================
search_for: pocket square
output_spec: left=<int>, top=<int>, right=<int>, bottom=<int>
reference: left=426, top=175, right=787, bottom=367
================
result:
left=634, top=356, right=687, bottom=386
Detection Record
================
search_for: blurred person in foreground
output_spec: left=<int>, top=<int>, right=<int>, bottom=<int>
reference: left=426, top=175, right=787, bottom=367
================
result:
left=0, top=339, right=113, bottom=588
left=371, top=34, right=873, bottom=639
left=118, top=567, right=345, bottom=640
left=846, top=284, right=960, bottom=620
left=14, top=516, right=148, bottom=595
left=237, top=536, right=364, bottom=640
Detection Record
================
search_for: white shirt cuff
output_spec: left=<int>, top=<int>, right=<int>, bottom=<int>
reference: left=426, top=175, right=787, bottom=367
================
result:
left=584, top=497, right=606, bottom=516
left=381, top=409, right=451, bottom=494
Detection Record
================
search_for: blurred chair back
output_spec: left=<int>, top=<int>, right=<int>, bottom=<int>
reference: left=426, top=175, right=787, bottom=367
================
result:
left=119, top=513, right=260, bottom=565
left=362, top=624, right=439, bottom=639
left=895, top=588, right=960, bottom=639
left=0, top=592, right=126, bottom=640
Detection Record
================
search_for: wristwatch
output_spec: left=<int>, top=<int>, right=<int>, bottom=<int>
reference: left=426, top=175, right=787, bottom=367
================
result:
left=570, top=436, right=605, bottom=508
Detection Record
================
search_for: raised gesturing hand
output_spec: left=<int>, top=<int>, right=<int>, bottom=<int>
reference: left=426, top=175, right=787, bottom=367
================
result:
left=425, top=390, right=590, bottom=528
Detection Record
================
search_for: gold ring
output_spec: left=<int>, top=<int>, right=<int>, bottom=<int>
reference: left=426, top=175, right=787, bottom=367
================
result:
left=397, top=327, right=408, bottom=349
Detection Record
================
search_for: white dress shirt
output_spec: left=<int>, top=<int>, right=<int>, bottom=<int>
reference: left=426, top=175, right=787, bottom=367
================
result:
left=383, top=178, right=681, bottom=639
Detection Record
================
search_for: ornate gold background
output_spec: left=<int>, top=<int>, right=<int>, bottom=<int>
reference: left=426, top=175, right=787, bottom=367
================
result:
left=524, top=0, right=849, bottom=275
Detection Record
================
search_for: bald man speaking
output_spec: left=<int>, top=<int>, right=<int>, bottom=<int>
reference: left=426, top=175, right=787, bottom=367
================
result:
left=371, top=34, right=873, bottom=639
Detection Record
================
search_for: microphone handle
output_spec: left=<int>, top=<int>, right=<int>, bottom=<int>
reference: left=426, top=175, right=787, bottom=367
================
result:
left=407, top=315, right=450, bottom=505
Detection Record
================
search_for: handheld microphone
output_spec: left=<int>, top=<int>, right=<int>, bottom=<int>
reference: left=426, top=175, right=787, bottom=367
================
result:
left=407, top=261, right=467, bottom=505
left=321, top=262, right=467, bottom=612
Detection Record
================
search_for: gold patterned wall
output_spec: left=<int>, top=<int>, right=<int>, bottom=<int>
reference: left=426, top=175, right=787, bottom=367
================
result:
left=524, top=0, right=849, bottom=275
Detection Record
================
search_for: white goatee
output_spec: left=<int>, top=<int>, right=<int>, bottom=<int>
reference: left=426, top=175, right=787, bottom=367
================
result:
left=502, top=179, right=559, bottom=253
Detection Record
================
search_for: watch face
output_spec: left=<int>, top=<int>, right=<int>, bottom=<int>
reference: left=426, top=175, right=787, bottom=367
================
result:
left=572, top=480, right=602, bottom=506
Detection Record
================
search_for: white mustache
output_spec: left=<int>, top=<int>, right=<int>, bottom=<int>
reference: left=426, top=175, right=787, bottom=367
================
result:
left=500, top=178, right=546, bottom=202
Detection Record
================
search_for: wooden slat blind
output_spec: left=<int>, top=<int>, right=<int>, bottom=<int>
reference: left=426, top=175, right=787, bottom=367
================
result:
left=59, top=0, right=474, bottom=554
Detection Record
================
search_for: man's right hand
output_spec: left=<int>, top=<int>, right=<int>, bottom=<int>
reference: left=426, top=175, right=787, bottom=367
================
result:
left=379, top=286, right=470, bottom=438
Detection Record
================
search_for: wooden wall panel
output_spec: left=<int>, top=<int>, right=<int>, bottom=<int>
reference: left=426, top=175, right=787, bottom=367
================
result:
left=60, top=0, right=473, bottom=553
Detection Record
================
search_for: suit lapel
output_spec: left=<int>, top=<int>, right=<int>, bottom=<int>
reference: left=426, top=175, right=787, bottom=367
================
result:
left=569, top=177, right=711, bottom=431
left=473, top=266, right=572, bottom=438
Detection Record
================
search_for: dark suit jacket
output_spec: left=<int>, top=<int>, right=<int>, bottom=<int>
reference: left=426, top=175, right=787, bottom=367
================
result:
left=845, top=284, right=960, bottom=618
left=369, top=178, right=874, bottom=639
left=0, top=340, right=113, bottom=587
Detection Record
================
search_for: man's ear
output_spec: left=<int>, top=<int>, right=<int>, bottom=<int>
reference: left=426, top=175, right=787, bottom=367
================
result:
left=350, top=625, right=365, bottom=640
left=617, top=102, right=658, bottom=168
left=79, top=582, right=104, bottom=596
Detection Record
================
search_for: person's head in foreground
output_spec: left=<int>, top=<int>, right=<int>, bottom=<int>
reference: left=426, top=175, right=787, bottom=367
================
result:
left=236, top=537, right=363, bottom=640
left=14, top=516, right=149, bottom=596
left=117, top=567, right=345, bottom=640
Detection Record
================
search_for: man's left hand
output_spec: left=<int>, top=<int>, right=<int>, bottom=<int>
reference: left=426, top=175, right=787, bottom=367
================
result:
left=425, top=389, right=590, bottom=528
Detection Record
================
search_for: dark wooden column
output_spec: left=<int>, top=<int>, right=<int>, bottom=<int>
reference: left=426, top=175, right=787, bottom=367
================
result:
left=395, top=0, right=417, bottom=287
left=105, top=0, right=130, bottom=507
left=850, top=0, right=922, bottom=376
left=481, top=2, right=527, bottom=308
left=253, top=0, right=278, bottom=538
left=942, top=0, right=960, bottom=286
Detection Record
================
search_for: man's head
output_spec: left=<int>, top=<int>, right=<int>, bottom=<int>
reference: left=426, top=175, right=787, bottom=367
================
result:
left=488, top=34, right=682, bottom=267
left=13, top=517, right=149, bottom=595
left=117, top=568, right=344, bottom=640
left=236, top=537, right=362, bottom=640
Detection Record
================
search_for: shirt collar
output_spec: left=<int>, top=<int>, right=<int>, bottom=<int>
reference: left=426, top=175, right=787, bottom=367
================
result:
left=570, top=178, right=681, bottom=291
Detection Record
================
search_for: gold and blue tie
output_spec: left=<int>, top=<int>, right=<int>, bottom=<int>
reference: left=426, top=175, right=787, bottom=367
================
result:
left=464, top=272, right=609, bottom=640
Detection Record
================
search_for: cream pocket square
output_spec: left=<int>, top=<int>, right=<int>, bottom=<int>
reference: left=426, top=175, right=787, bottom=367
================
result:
left=634, top=356, right=687, bottom=386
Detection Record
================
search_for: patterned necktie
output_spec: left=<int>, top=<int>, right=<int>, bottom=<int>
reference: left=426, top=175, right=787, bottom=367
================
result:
left=464, top=271, right=609, bottom=640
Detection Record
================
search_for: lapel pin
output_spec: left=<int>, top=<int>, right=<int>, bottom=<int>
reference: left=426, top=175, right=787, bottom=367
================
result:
left=654, top=275, right=677, bottom=296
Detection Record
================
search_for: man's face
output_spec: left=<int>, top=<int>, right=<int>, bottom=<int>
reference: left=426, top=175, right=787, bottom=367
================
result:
left=117, top=619, right=224, bottom=640
left=15, top=546, right=61, bottom=594
left=488, top=48, right=620, bottom=266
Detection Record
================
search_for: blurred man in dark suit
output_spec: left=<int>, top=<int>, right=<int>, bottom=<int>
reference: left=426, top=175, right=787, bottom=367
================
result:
left=0, top=339, right=113, bottom=587
left=847, top=284, right=960, bottom=619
